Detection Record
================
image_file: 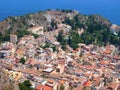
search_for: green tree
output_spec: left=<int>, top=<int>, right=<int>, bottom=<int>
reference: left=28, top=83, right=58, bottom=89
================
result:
left=20, top=57, right=26, bottom=64
left=70, top=86, right=73, bottom=90
left=32, top=33, right=39, bottom=39
left=57, top=30, right=68, bottom=51
left=57, top=30, right=64, bottom=42
left=68, top=31, right=81, bottom=50
left=61, top=45, right=67, bottom=51
left=23, top=80, right=32, bottom=88
left=83, top=86, right=87, bottom=90
left=16, top=30, right=31, bottom=39
left=60, top=84, right=65, bottom=90
left=19, top=83, right=27, bottom=90
left=42, top=42, right=50, bottom=49
left=51, top=46, right=56, bottom=52
left=51, top=21, right=58, bottom=29
left=19, top=80, right=33, bottom=90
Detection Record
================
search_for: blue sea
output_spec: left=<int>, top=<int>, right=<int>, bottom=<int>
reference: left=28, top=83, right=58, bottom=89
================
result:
left=0, top=0, right=120, bottom=25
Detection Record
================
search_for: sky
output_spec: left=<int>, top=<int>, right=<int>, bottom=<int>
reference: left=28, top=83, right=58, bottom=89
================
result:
left=0, top=0, right=120, bottom=24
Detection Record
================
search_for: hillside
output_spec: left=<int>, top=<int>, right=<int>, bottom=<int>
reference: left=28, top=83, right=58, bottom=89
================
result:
left=0, top=9, right=120, bottom=48
left=0, top=9, right=111, bottom=33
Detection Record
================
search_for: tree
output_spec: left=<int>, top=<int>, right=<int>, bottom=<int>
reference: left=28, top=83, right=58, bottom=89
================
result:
left=57, top=30, right=64, bottom=43
left=41, top=73, right=46, bottom=78
left=62, top=13, right=120, bottom=48
left=19, top=83, right=27, bottom=90
left=60, top=84, right=65, bottom=90
left=16, top=30, right=31, bottom=39
left=83, top=86, right=87, bottom=90
left=61, top=45, right=67, bottom=51
left=57, top=30, right=67, bottom=51
left=32, top=33, right=39, bottom=39
left=51, top=46, right=56, bottom=52
left=68, top=32, right=80, bottom=50
left=70, top=86, right=73, bottom=90
left=20, top=57, right=26, bottom=64
left=64, top=14, right=85, bottom=30
left=19, top=80, right=33, bottom=90
left=42, top=42, right=50, bottom=49
left=51, top=21, right=58, bottom=30
left=23, top=80, right=32, bottom=88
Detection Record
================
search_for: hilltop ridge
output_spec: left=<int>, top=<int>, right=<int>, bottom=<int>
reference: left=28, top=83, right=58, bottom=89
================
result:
left=0, top=9, right=111, bottom=33
left=0, top=9, right=120, bottom=47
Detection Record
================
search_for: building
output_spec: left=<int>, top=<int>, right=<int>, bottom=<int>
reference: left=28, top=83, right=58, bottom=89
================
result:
left=10, top=34, right=17, bottom=44
left=56, top=64, right=65, bottom=74
left=35, top=84, right=52, bottom=90
left=57, top=24, right=71, bottom=34
left=27, top=26, right=44, bottom=35
left=110, top=24, right=120, bottom=35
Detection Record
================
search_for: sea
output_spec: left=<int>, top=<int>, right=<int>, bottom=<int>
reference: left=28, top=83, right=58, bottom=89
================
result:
left=0, top=0, right=120, bottom=25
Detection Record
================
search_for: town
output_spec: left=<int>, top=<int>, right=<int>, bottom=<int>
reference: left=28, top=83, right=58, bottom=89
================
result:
left=0, top=10, right=120, bottom=90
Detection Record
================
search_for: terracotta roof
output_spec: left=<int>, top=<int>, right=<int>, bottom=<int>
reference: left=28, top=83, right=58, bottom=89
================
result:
left=59, top=80, right=65, bottom=85
left=103, top=49, right=112, bottom=54
left=82, top=81, right=92, bottom=87
left=86, top=65, right=94, bottom=70
left=47, top=79, right=55, bottom=84
left=16, top=49, right=23, bottom=54
left=36, top=85, right=52, bottom=90
left=100, top=60, right=110, bottom=65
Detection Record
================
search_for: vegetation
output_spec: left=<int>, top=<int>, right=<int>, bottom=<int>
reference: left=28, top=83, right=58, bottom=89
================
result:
left=51, top=20, right=58, bottom=30
left=51, top=46, right=57, bottom=52
left=0, top=29, right=31, bottom=43
left=0, top=10, right=119, bottom=50
left=81, top=29, right=120, bottom=46
left=19, top=80, right=33, bottom=90
left=32, top=33, right=39, bottom=39
left=68, top=31, right=80, bottom=49
left=20, top=57, right=26, bottom=64
left=57, top=14, right=120, bottom=50
left=41, top=73, right=46, bottom=78
left=55, top=9, right=73, bottom=13
left=64, top=14, right=85, bottom=30
left=57, top=30, right=67, bottom=50
left=70, top=86, right=73, bottom=90
left=0, top=31, right=10, bottom=42
left=60, top=84, right=65, bottom=90
left=61, top=9, right=73, bottom=13
left=16, top=30, right=31, bottom=39
left=83, top=86, right=87, bottom=90
left=57, top=31, right=79, bottom=50
left=42, top=42, right=51, bottom=49
left=67, top=30, right=120, bottom=49
left=0, top=29, right=40, bottom=43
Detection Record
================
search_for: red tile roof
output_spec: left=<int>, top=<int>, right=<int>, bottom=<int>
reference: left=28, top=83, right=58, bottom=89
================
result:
left=82, top=81, right=92, bottom=87
left=36, top=85, right=52, bottom=90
